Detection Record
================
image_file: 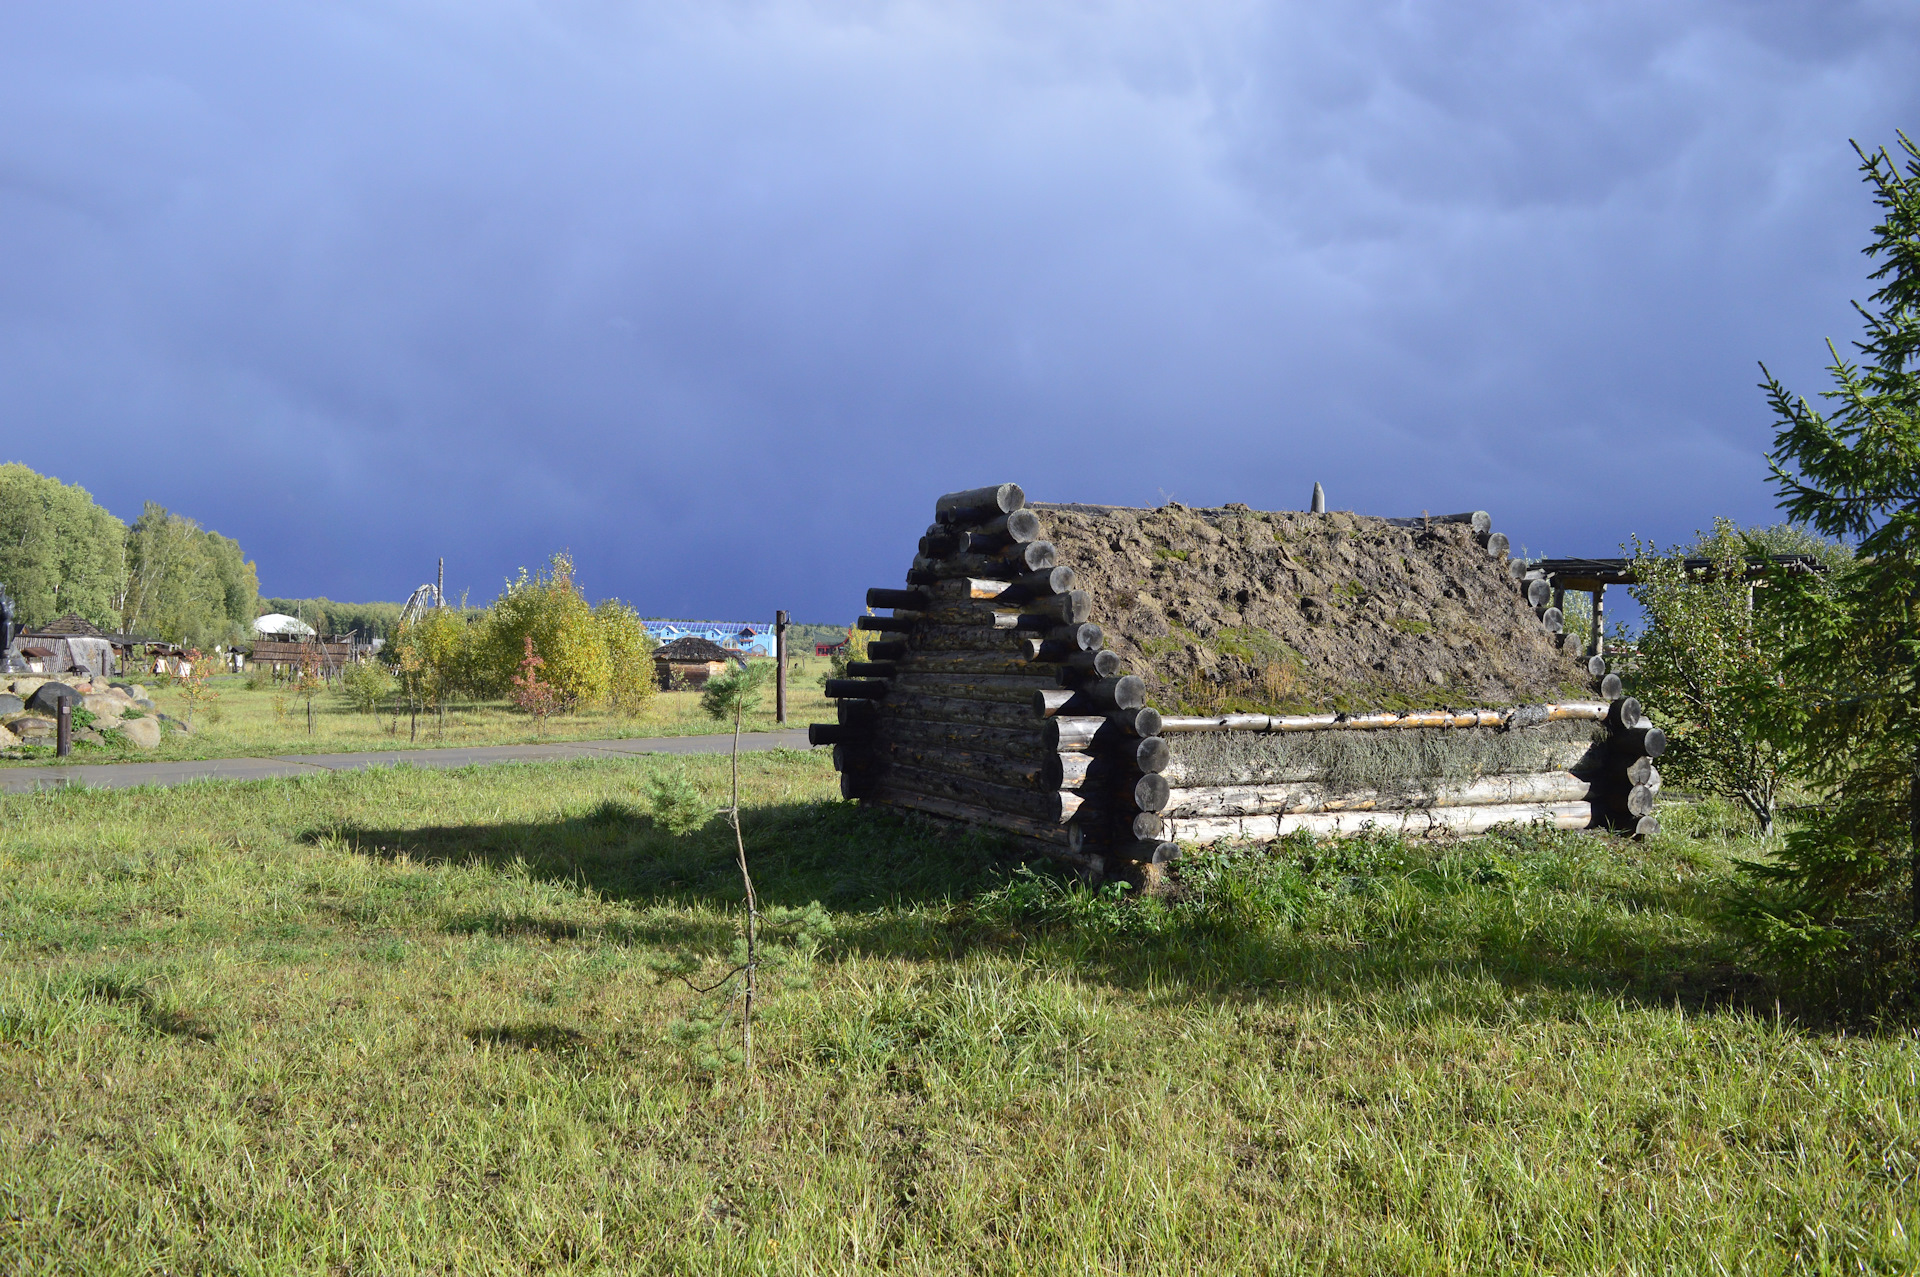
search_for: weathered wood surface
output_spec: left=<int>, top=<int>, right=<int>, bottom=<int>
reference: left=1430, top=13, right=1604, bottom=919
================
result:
left=1035, top=624, right=1104, bottom=658
left=882, top=762, right=1082, bottom=823
left=909, top=542, right=1057, bottom=581
left=1154, top=703, right=1610, bottom=734
left=924, top=577, right=1013, bottom=602
left=823, top=678, right=890, bottom=701
left=1380, top=511, right=1493, bottom=535
left=973, top=508, right=1043, bottom=547
left=861, top=738, right=1050, bottom=789
left=894, top=671, right=1064, bottom=706
left=867, top=587, right=930, bottom=611
left=1043, top=715, right=1109, bottom=751
left=935, top=483, right=1025, bottom=525
left=897, top=600, right=1085, bottom=630
left=808, top=722, right=857, bottom=746
left=1000, top=566, right=1077, bottom=600
left=1162, top=770, right=1593, bottom=818
left=846, top=661, right=897, bottom=678
left=867, top=717, right=1045, bottom=754
left=1612, top=725, right=1667, bottom=758
left=880, top=690, right=1041, bottom=730
left=1066, top=649, right=1125, bottom=678
left=1526, top=578, right=1553, bottom=607
left=1606, top=697, right=1643, bottom=729
left=890, top=650, right=1057, bottom=677
left=1046, top=748, right=1170, bottom=790
left=1107, top=707, right=1164, bottom=737
left=902, top=625, right=1043, bottom=653
left=867, top=640, right=909, bottom=661
left=1162, top=801, right=1593, bottom=844
left=1034, top=675, right=1146, bottom=717
left=864, top=783, right=1085, bottom=851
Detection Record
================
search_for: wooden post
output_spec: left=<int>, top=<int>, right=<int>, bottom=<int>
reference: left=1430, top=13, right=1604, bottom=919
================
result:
left=1590, top=587, right=1606, bottom=658
left=56, top=699, right=71, bottom=757
left=775, top=610, right=790, bottom=725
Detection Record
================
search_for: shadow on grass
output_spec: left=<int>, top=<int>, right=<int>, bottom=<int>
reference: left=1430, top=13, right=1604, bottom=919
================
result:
left=84, top=977, right=218, bottom=1042
left=304, top=796, right=1771, bottom=1021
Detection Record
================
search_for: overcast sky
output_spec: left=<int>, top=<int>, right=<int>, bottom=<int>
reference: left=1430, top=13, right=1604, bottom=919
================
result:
left=2, top=2, right=1915, bottom=621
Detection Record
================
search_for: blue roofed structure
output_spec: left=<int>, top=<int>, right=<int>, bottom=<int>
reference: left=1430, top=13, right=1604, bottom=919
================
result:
left=641, top=620, right=774, bottom=657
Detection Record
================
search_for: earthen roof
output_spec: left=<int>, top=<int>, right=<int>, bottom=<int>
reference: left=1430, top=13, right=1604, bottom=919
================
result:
left=653, top=636, right=736, bottom=663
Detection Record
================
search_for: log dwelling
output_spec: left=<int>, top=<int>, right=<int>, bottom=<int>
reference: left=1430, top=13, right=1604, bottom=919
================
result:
left=653, top=635, right=741, bottom=690
left=814, top=483, right=1665, bottom=884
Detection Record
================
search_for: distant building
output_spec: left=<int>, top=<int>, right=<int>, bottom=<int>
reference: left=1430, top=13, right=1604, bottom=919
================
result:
left=6, top=614, right=151, bottom=677
left=652, top=635, right=744, bottom=690
left=640, top=620, right=776, bottom=657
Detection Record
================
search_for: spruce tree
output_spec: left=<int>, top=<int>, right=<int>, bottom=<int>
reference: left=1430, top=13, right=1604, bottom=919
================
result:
left=1744, top=133, right=1920, bottom=1011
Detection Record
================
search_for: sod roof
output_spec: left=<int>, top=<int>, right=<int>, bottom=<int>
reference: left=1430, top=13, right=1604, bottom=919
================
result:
left=1032, top=502, right=1589, bottom=714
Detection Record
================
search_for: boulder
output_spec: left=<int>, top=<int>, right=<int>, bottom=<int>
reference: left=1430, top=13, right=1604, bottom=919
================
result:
left=82, top=694, right=126, bottom=720
left=134, top=697, right=157, bottom=709
left=5, top=716, right=55, bottom=741
left=118, top=715, right=163, bottom=750
left=158, top=713, right=192, bottom=735
left=0, top=694, right=21, bottom=717
left=8, top=677, right=50, bottom=698
left=26, top=683, right=82, bottom=715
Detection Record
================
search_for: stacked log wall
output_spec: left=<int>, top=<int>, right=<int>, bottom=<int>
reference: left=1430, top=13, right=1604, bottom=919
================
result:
left=814, top=482, right=1662, bottom=881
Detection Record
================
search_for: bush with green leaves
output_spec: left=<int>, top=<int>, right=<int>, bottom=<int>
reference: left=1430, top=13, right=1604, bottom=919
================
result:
left=479, top=554, right=609, bottom=709
left=595, top=599, right=658, bottom=715
left=392, top=606, right=477, bottom=713
left=338, top=658, right=397, bottom=715
left=1624, top=518, right=1809, bottom=833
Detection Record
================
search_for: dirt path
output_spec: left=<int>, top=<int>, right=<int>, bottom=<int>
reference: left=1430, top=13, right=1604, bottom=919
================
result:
left=0, top=730, right=815, bottom=794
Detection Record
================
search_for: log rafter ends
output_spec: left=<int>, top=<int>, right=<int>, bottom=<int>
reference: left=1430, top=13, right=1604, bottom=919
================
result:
left=935, top=483, right=1026, bottom=525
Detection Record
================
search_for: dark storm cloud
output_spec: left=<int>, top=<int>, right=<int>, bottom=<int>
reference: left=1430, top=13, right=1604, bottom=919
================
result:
left=1, top=2, right=1915, bottom=618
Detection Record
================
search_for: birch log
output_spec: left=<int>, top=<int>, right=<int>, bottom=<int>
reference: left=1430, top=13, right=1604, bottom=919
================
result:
left=1162, top=801, right=1593, bottom=844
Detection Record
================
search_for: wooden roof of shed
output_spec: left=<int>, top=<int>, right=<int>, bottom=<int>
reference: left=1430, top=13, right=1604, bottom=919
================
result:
left=27, top=614, right=107, bottom=637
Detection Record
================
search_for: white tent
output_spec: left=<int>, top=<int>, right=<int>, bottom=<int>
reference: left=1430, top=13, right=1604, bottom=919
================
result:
left=252, top=613, right=317, bottom=637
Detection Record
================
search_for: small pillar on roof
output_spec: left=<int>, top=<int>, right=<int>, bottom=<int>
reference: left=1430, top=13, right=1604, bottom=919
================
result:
left=1310, top=482, right=1326, bottom=514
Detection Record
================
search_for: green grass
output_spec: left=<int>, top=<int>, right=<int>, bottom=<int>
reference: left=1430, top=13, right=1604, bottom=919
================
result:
left=1, top=759, right=1915, bottom=1274
left=2, top=658, right=834, bottom=767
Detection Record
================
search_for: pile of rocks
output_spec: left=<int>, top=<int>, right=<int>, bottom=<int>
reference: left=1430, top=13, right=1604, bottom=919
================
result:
left=1, top=675, right=186, bottom=752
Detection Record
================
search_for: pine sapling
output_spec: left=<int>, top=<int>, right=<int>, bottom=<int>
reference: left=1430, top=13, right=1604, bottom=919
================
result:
left=698, top=660, right=774, bottom=1068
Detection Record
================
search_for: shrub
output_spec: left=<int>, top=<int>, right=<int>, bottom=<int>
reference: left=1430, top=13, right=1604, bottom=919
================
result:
left=595, top=600, right=658, bottom=715
left=339, top=659, right=397, bottom=715
left=392, top=606, right=477, bottom=712
left=1623, top=518, right=1806, bottom=833
left=481, top=554, right=609, bottom=710
left=646, top=766, right=710, bottom=836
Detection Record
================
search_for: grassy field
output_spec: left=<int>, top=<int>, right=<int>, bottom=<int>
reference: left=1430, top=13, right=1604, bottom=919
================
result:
left=2, top=657, right=834, bottom=766
left=2, top=752, right=1915, bottom=1274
